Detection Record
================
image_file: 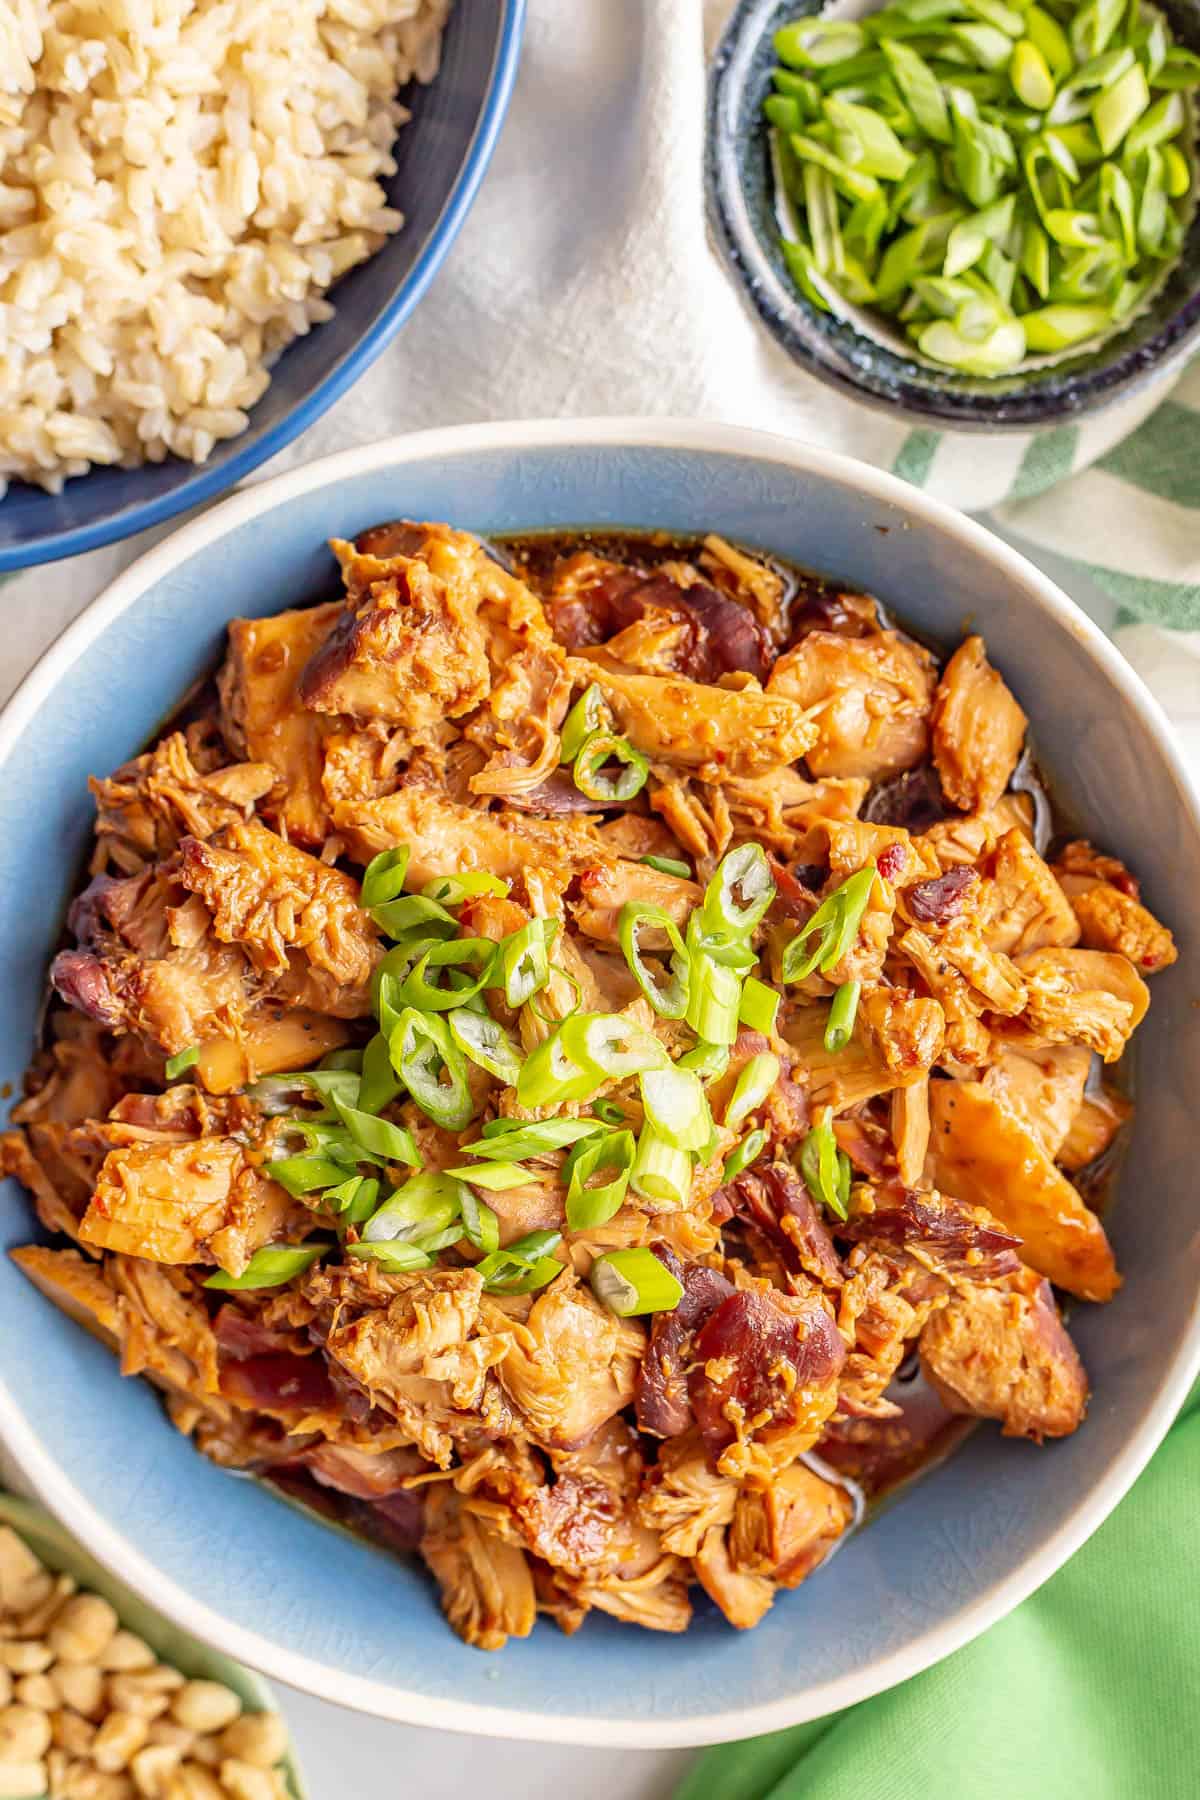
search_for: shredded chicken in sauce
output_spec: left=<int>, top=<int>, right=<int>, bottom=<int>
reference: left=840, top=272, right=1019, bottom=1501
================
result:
left=3, top=520, right=1174, bottom=1650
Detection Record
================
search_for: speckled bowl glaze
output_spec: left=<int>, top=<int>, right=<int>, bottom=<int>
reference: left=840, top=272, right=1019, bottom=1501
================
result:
left=0, top=0, right=524, bottom=573
left=0, top=1494, right=308, bottom=1797
left=0, top=420, right=1198, bottom=1746
left=708, top=0, right=1200, bottom=429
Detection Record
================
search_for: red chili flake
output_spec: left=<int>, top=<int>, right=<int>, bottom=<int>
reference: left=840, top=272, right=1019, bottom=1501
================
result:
left=876, top=843, right=907, bottom=883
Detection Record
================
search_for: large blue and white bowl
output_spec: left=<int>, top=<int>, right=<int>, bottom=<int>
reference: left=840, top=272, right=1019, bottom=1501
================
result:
left=1, top=420, right=1197, bottom=1744
left=0, top=2, right=524, bottom=573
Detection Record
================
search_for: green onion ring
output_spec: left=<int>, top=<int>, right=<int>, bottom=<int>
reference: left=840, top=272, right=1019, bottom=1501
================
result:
left=572, top=730, right=649, bottom=803
left=388, top=1007, right=474, bottom=1131
left=723, top=1128, right=768, bottom=1183
left=617, top=902, right=691, bottom=1020
left=360, top=846, right=411, bottom=910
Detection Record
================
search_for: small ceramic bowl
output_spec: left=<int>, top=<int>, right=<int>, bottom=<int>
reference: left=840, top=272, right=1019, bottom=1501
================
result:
left=0, top=1492, right=308, bottom=1797
left=707, top=0, right=1200, bottom=429
left=0, top=420, right=1198, bottom=1745
left=0, top=0, right=524, bottom=573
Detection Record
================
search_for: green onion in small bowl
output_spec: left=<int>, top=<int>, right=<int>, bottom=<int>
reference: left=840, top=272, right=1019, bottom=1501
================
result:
left=709, top=0, right=1200, bottom=425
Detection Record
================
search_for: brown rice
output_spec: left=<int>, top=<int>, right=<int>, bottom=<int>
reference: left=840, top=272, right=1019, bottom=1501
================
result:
left=0, top=0, right=450, bottom=497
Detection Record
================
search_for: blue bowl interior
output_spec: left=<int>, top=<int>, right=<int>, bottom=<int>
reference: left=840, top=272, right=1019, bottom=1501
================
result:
left=708, top=0, right=1200, bottom=428
left=1, top=438, right=1197, bottom=1735
left=0, top=1, right=522, bottom=571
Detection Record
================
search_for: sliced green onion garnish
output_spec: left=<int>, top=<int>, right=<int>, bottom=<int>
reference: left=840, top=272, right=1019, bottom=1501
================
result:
left=321, top=1174, right=368, bottom=1213
left=460, top=1188, right=500, bottom=1255
left=165, top=1045, right=199, bottom=1080
left=204, top=1243, right=325, bottom=1290
left=723, top=1128, right=768, bottom=1182
left=824, top=979, right=862, bottom=1052
left=360, top=846, right=411, bottom=910
left=560, top=683, right=611, bottom=765
left=370, top=893, right=457, bottom=942
left=266, top=1155, right=356, bottom=1198
left=347, top=1240, right=435, bottom=1274
left=617, top=903, right=691, bottom=1020
left=395, top=938, right=496, bottom=1012
left=528, top=972, right=582, bottom=1029
left=361, top=1172, right=467, bottom=1244
left=446, top=1160, right=532, bottom=1192
left=781, top=866, right=875, bottom=983
left=474, top=1116, right=607, bottom=1154
left=776, top=17, right=866, bottom=67
left=738, top=975, right=781, bottom=1036
left=592, top=1098, right=628, bottom=1126
left=724, top=1053, right=780, bottom=1131
left=357, top=1032, right=403, bottom=1116
left=446, top=1006, right=524, bottom=1085
left=767, top=0, right=1196, bottom=374
left=331, top=1095, right=420, bottom=1168
left=246, top=1069, right=358, bottom=1118
left=630, top=1125, right=693, bottom=1210
left=476, top=1229, right=564, bottom=1295
left=700, top=842, right=776, bottom=937
left=276, top=1119, right=361, bottom=1164
left=246, top=1074, right=316, bottom=1116
left=799, top=1110, right=851, bottom=1221
left=515, top=1028, right=598, bottom=1107
left=684, top=948, right=743, bottom=1046
left=498, top=918, right=559, bottom=1008
left=371, top=939, right=443, bottom=1034
left=565, top=1129, right=636, bottom=1230
left=641, top=854, right=693, bottom=879
left=528, top=963, right=584, bottom=1026
left=687, top=922, right=758, bottom=973
left=421, top=871, right=509, bottom=905
left=564, top=1012, right=671, bottom=1084
left=389, top=1007, right=474, bottom=1131
left=572, top=730, right=649, bottom=804
left=293, top=1068, right=361, bottom=1111
left=677, top=1040, right=732, bottom=1079
left=639, top=1065, right=712, bottom=1153
left=590, top=1247, right=683, bottom=1317
left=324, top=1175, right=380, bottom=1224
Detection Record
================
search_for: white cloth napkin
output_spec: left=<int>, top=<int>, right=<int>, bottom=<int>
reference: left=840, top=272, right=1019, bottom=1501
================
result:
left=2, top=0, right=1197, bottom=762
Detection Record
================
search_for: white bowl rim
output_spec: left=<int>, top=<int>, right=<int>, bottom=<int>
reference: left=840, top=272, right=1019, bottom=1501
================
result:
left=2, top=415, right=1199, bottom=1748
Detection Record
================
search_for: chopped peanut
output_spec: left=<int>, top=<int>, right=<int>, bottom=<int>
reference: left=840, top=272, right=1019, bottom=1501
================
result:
left=0, top=1700, right=52, bottom=1761
left=217, top=1716, right=287, bottom=1771
left=100, top=1636, right=156, bottom=1675
left=130, top=1743, right=184, bottom=1799
left=93, top=1711, right=150, bottom=1774
left=56, top=1665, right=105, bottom=1719
left=1, top=1640, right=52, bottom=1674
left=220, top=1759, right=276, bottom=1800
left=0, top=1762, right=48, bottom=1797
left=169, top=1684, right=241, bottom=1737
left=50, top=1597, right=120, bottom=1667
left=52, top=1707, right=97, bottom=1758
left=15, top=1672, right=59, bottom=1710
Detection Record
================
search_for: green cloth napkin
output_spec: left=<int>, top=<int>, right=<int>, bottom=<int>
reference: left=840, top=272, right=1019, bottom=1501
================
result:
left=679, top=1380, right=1200, bottom=1800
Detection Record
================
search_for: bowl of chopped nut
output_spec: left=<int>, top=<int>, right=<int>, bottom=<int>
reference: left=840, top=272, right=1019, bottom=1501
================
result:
left=0, top=1494, right=306, bottom=1800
